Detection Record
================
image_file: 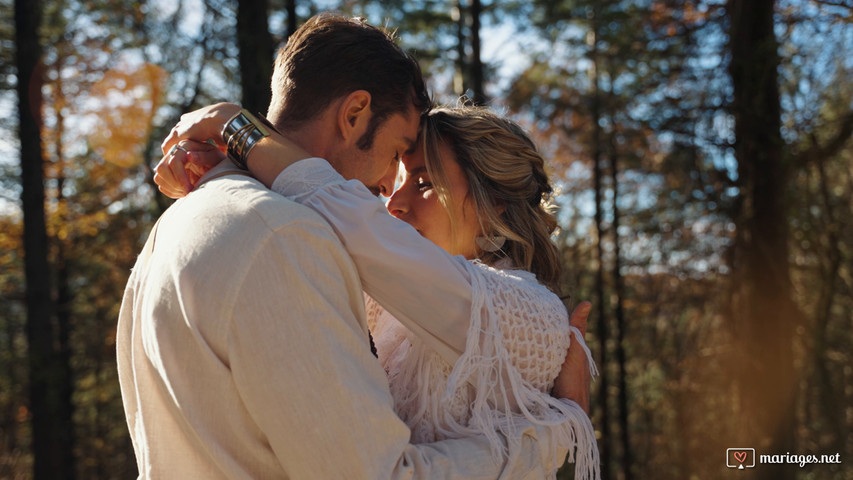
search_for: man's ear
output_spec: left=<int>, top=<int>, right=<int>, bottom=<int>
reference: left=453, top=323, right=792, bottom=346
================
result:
left=337, top=90, right=372, bottom=143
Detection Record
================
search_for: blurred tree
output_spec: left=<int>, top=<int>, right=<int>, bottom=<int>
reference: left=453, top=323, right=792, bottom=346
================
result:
left=507, top=1, right=732, bottom=478
left=238, top=0, right=274, bottom=115
left=453, top=0, right=468, bottom=96
left=469, top=0, right=485, bottom=104
left=14, top=0, right=75, bottom=476
left=2, top=0, right=246, bottom=476
left=725, top=3, right=853, bottom=478
left=726, top=2, right=796, bottom=478
left=55, top=0, right=240, bottom=473
left=1, top=1, right=851, bottom=478
left=342, top=0, right=496, bottom=102
left=286, top=0, right=298, bottom=37
left=0, top=0, right=26, bottom=476
left=778, top=0, right=853, bottom=472
left=0, top=217, right=27, bottom=478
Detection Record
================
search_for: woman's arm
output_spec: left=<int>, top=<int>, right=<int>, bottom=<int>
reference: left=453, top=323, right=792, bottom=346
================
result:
left=156, top=103, right=595, bottom=404
left=158, top=102, right=313, bottom=192
left=155, top=103, right=474, bottom=363
left=272, top=158, right=474, bottom=364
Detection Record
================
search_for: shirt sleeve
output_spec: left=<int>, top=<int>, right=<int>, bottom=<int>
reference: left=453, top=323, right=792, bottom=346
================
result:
left=226, top=218, right=563, bottom=478
left=271, top=157, right=472, bottom=364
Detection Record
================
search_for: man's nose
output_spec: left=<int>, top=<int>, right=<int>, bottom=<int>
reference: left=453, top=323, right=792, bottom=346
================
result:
left=386, top=190, right=408, bottom=218
left=377, top=163, right=398, bottom=197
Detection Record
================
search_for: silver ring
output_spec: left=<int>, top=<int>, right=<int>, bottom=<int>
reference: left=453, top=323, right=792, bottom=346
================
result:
left=168, top=144, right=189, bottom=155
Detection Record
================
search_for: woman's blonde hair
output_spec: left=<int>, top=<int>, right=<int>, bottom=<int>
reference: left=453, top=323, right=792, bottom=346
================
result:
left=421, top=104, right=563, bottom=292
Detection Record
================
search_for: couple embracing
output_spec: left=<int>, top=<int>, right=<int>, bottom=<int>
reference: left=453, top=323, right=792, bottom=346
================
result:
left=118, top=12, right=600, bottom=479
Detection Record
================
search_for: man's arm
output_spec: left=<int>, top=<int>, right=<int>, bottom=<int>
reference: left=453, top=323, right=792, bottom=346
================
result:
left=553, top=301, right=594, bottom=414
left=228, top=218, right=559, bottom=478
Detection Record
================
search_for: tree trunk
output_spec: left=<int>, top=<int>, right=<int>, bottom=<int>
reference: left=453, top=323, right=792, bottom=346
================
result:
left=469, top=0, right=486, bottom=104
left=727, top=1, right=796, bottom=478
left=453, top=0, right=468, bottom=97
left=53, top=91, right=76, bottom=480
left=588, top=14, right=611, bottom=479
left=813, top=157, right=844, bottom=452
left=285, top=0, right=297, bottom=40
left=237, top=0, right=275, bottom=115
left=15, top=0, right=74, bottom=477
left=52, top=71, right=76, bottom=477
left=608, top=124, right=631, bottom=480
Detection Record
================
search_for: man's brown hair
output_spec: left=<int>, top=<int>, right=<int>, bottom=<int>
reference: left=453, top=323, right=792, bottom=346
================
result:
left=267, top=13, right=431, bottom=149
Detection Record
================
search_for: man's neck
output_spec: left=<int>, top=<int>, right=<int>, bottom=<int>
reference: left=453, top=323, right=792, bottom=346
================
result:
left=278, top=121, right=333, bottom=160
left=267, top=99, right=347, bottom=175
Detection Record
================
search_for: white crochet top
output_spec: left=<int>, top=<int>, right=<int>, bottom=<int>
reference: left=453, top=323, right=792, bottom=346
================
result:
left=271, top=158, right=600, bottom=479
left=367, top=260, right=599, bottom=480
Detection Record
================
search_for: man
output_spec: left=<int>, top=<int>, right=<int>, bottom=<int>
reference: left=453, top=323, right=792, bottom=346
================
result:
left=119, top=13, right=591, bottom=479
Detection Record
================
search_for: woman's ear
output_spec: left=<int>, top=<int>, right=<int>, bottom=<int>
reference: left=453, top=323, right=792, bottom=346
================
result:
left=337, top=90, right=372, bottom=143
left=494, top=198, right=506, bottom=215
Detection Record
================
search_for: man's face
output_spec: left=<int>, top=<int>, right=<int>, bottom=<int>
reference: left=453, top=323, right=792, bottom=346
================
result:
left=333, top=104, right=420, bottom=196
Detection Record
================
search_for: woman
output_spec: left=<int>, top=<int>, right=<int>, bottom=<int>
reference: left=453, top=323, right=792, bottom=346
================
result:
left=156, top=104, right=599, bottom=479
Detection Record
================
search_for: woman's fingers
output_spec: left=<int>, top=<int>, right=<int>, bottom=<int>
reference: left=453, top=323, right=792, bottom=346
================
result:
left=168, top=147, right=193, bottom=193
left=154, top=139, right=228, bottom=198
left=154, top=165, right=188, bottom=199
left=154, top=145, right=191, bottom=198
left=161, top=102, right=241, bottom=154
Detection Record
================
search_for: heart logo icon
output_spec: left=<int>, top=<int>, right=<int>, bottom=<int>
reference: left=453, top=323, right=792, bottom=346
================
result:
left=734, top=451, right=747, bottom=463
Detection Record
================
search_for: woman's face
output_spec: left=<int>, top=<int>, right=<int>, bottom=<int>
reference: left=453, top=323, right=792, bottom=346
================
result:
left=386, top=141, right=481, bottom=259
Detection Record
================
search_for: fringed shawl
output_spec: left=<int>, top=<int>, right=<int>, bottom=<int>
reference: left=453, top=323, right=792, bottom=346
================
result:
left=367, top=261, right=600, bottom=479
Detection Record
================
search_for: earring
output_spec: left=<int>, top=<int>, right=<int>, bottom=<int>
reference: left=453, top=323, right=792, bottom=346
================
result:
left=476, top=235, right=506, bottom=252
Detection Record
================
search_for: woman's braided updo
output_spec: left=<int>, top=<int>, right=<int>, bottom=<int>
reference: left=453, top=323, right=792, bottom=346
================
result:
left=420, top=104, right=563, bottom=292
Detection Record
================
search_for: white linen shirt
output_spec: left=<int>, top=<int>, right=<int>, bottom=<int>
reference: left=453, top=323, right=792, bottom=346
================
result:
left=117, top=161, right=558, bottom=479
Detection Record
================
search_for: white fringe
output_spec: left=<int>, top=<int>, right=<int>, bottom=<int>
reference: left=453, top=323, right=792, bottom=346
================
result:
left=441, top=263, right=601, bottom=480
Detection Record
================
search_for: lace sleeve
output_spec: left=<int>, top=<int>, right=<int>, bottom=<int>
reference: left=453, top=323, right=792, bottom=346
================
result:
left=363, top=294, right=411, bottom=373
left=444, top=262, right=600, bottom=480
left=363, top=293, right=384, bottom=333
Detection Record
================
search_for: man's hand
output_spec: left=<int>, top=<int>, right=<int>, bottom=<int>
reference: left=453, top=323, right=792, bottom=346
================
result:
left=160, top=102, right=242, bottom=155
left=553, top=301, right=592, bottom=414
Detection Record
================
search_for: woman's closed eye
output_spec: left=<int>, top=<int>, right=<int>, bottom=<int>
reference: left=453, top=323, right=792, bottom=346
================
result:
left=417, top=179, right=433, bottom=191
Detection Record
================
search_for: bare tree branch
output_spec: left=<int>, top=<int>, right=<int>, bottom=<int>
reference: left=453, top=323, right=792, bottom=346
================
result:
left=795, top=110, right=853, bottom=168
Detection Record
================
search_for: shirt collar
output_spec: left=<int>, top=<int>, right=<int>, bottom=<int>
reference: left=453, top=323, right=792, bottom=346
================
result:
left=195, top=159, right=250, bottom=189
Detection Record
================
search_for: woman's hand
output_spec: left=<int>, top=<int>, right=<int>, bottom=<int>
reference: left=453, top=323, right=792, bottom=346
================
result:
left=553, top=301, right=593, bottom=414
left=159, top=101, right=311, bottom=191
left=154, top=139, right=225, bottom=198
left=160, top=102, right=242, bottom=155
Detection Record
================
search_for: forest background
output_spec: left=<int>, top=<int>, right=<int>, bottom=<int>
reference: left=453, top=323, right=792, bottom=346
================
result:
left=1, top=0, right=852, bottom=479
